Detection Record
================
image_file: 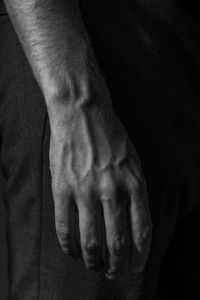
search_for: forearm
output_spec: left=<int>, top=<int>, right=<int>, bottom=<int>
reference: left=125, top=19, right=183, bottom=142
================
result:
left=4, top=0, right=103, bottom=107
left=3, top=2, right=152, bottom=277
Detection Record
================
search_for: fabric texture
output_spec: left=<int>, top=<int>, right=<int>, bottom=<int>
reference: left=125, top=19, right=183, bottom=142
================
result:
left=0, top=1, right=200, bottom=299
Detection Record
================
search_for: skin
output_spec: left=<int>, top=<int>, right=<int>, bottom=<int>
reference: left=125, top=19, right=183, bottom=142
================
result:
left=4, top=0, right=152, bottom=279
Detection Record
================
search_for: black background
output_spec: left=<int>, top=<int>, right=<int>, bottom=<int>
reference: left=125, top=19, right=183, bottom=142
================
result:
left=0, top=170, right=8, bottom=300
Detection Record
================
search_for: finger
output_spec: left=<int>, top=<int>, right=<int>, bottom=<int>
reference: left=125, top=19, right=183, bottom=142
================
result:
left=53, top=188, right=81, bottom=259
left=126, top=173, right=152, bottom=273
left=77, top=195, right=103, bottom=272
left=101, top=193, right=128, bottom=279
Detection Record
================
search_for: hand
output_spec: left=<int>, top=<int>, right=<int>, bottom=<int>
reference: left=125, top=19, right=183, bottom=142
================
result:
left=48, top=70, right=152, bottom=279
left=4, top=0, right=151, bottom=278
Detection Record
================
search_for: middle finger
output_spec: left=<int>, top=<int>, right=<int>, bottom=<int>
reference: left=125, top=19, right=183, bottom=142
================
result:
left=102, top=194, right=128, bottom=279
left=77, top=195, right=103, bottom=272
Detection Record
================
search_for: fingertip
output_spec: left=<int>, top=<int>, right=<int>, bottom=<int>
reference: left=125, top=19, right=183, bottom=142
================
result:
left=131, top=264, right=145, bottom=275
left=104, top=268, right=123, bottom=280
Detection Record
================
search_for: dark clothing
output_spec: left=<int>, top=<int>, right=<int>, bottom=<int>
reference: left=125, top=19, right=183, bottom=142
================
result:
left=0, top=1, right=200, bottom=299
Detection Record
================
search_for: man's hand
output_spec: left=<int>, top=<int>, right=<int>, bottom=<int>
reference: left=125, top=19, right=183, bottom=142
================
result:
left=48, top=70, right=152, bottom=279
left=4, top=0, right=152, bottom=279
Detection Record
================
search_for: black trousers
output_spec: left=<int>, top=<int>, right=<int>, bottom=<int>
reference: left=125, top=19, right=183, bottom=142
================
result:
left=0, top=2, right=200, bottom=299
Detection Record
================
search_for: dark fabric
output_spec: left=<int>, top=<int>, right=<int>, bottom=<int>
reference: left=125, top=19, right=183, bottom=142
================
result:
left=0, top=1, right=200, bottom=299
left=0, top=1, right=6, bottom=15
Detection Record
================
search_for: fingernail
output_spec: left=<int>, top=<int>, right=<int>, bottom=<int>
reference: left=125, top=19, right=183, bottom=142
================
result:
left=105, top=268, right=120, bottom=280
left=105, top=272, right=119, bottom=280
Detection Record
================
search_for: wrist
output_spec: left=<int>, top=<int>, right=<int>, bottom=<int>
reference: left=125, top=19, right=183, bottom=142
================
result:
left=41, top=38, right=89, bottom=99
left=45, top=56, right=112, bottom=121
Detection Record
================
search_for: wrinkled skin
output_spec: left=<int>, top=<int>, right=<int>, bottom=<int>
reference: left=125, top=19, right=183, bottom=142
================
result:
left=49, top=87, right=152, bottom=279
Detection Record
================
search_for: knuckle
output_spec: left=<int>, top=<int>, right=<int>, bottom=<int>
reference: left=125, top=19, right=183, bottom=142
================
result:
left=76, top=185, right=94, bottom=208
left=100, top=172, right=115, bottom=190
left=77, top=194, right=93, bottom=209
left=136, top=222, right=152, bottom=252
left=56, top=229, right=72, bottom=244
left=100, top=179, right=116, bottom=202
left=56, top=230, right=74, bottom=256
left=132, top=176, right=142, bottom=192
left=79, top=180, right=92, bottom=196
left=109, top=236, right=126, bottom=255
left=52, top=181, right=72, bottom=199
left=129, top=176, right=144, bottom=201
left=84, top=239, right=99, bottom=254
